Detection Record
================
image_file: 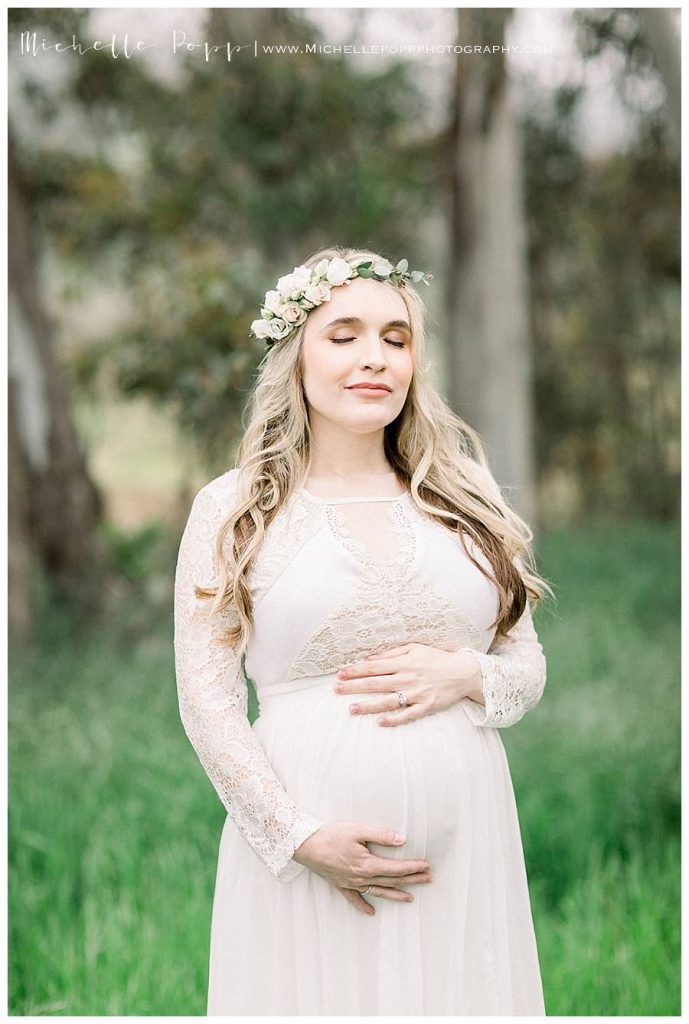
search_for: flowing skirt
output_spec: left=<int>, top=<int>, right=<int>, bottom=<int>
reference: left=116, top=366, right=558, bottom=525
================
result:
left=206, top=672, right=546, bottom=1015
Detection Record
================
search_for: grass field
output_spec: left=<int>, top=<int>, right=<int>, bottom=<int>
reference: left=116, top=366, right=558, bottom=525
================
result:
left=9, top=517, right=680, bottom=1015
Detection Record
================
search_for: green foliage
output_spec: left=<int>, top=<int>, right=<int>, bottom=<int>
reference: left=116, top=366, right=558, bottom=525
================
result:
left=522, top=11, right=679, bottom=521
left=9, top=521, right=679, bottom=1014
left=9, top=8, right=435, bottom=469
left=9, top=7, right=679, bottom=513
left=100, top=521, right=166, bottom=582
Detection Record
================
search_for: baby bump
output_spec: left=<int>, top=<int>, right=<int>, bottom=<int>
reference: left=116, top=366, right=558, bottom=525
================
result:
left=252, top=676, right=487, bottom=863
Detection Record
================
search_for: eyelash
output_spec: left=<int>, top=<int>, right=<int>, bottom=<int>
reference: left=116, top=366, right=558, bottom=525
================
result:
left=330, top=337, right=406, bottom=348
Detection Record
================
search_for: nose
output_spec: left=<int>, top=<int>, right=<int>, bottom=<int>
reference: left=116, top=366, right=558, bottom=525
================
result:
left=357, top=334, right=388, bottom=371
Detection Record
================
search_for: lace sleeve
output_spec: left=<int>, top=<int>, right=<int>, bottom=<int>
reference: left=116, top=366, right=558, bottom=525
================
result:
left=173, top=480, right=323, bottom=882
left=459, top=598, right=547, bottom=729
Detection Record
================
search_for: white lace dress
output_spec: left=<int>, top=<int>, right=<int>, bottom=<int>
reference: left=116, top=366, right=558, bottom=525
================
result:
left=173, top=468, right=547, bottom=1016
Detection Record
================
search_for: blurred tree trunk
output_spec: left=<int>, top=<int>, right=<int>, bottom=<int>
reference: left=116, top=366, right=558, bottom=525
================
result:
left=8, top=379, right=33, bottom=640
left=8, top=131, right=107, bottom=624
left=448, top=9, right=537, bottom=527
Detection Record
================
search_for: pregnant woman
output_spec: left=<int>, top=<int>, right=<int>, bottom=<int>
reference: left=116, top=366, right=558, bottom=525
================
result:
left=173, top=246, right=553, bottom=1015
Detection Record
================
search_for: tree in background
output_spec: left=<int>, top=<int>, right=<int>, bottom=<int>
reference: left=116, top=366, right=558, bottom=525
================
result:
left=13, top=7, right=433, bottom=460
left=522, top=9, right=679, bottom=521
left=8, top=6, right=680, bottom=638
left=7, top=6, right=436, bottom=631
left=9, top=10, right=108, bottom=637
left=448, top=8, right=537, bottom=525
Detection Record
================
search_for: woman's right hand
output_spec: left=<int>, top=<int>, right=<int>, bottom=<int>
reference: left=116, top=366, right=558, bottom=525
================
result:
left=292, top=822, right=433, bottom=915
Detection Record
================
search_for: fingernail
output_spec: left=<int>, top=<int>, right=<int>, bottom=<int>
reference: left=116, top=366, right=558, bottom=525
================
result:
left=349, top=705, right=360, bottom=714
left=394, top=833, right=405, bottom=843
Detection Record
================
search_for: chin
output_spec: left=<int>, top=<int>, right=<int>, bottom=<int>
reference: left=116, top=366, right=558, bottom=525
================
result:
left=347, top=415, right=397, bottom=434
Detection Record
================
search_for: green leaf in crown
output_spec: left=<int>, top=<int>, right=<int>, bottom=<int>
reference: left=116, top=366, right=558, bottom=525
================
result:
left=249, top=255, right=433, bottom=346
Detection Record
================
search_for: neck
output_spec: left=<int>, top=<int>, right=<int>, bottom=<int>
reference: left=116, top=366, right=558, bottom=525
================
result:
left=306, top=416, right=392, bottom=480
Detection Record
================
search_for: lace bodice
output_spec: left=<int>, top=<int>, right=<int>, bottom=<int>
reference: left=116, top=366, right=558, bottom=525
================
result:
left=173, top=468, right=547, bottom=882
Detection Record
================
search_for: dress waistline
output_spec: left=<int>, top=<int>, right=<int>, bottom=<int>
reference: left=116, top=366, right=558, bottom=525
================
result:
left=258, top=671, right=339, bottom=700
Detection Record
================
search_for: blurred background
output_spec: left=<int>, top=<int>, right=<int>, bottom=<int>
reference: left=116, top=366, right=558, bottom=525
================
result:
left=8, top=6, right=680, bottom=1016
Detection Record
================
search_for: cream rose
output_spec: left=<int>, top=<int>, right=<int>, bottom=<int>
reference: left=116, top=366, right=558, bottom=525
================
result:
left=325, top=257, right=354, bottom=287
left=263, top=289, right=284, bottom=315
left=250, top=318, right=273, bottom=339
left=268, top=317, right=294, bottom=341
left=276, top=265, right=312, bottom=298
left=280, top=302, right=308, bottom=326
left=302, top=282, right=332, bottom=306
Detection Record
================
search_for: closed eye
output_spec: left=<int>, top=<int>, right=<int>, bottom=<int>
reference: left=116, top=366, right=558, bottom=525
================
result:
left=331, top=337, right=406, bottom=348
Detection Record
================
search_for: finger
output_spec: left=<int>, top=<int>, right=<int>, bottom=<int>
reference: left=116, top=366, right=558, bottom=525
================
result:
left=367, top=871, right=433, bottom=887
left=339, top=888, right=375, bottom=916
left=337, top=674, right=412, bottom=694
left=349, top=695, right=406, bottom=716
left=336, top=672, right=396, bottom=689
left=378, top=705, right=426, bottom=727
left=363, top=856, right=432, bottom=876
left=357, top=826, right=430, bottom=856
left=338, top=659, right=405, bottom=681
left=355, top=657, right=403, bottom=674
left=362, top=885, right=415, bottom=903
left=364, top=645, right=413, bottom=660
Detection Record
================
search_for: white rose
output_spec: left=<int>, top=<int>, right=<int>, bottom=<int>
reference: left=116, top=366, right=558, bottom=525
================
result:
left=291, top=265, right=312, bottom=290
left=326, top=257, right=354, bottom=287
left=275, top=273, right=297, bottom=298
left=280, top=302, right=308, bottom=326
left=268, top=317, right=293, bottom=341
left=302, top=283, right=331, bottom=306
left=313, top=258, right=330, bottom=279
left=276, top=265, right=311, bottom=298
left=263, top=290, right=283, bottom=315
left=251, top=318, right=273, bottom=339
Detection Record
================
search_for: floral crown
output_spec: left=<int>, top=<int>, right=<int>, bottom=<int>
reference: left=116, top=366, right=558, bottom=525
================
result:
left=249, top=255, right=433, bottom=350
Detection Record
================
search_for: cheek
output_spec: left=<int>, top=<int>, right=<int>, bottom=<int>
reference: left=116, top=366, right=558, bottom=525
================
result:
left=301, top=344, right=351, bottom=396
left=312, top=347, right=353, bottom=383
left=394, top=351, right=414, bottom=385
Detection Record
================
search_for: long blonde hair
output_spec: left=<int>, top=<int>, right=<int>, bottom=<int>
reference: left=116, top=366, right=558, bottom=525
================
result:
left=198, top=245, right=555, bottom=657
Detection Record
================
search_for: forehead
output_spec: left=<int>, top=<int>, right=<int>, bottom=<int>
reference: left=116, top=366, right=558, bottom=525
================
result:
left=305, top=277, right=409, bottom=333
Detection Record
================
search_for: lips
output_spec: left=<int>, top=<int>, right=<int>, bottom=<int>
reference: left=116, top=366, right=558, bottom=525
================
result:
left=346, top=384, right=392, bottom=392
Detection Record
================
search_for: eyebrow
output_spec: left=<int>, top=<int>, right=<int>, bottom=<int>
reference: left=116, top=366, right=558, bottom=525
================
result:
left=322, top=316, right=412, bottom=335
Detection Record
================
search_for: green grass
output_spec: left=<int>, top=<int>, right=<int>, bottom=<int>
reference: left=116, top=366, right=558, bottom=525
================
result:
left=9, top=518, right=680, bottom=1015
left=536, top=835, right=680, bottom=1015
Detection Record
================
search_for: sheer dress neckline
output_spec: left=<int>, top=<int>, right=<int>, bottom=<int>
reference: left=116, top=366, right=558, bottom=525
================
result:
left=294, top=485, right=417, bottom=578
left=296, top=487, right=409, bottom=506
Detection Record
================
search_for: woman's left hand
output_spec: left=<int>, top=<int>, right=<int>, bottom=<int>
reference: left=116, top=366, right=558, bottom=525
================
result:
left=333, top=643, right=484, bottom=727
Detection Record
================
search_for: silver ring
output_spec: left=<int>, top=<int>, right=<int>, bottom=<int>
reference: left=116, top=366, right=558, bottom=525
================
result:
left=396, top=691, right=408, bottom=707
left=363, top=885, right=373, bottom=894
